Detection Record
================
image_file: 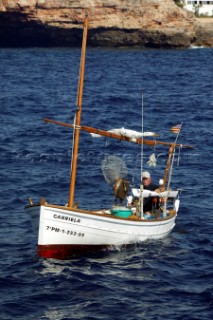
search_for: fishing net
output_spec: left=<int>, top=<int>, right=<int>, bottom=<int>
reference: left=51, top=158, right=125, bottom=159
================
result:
left=101, top=155, right=128, bottom=185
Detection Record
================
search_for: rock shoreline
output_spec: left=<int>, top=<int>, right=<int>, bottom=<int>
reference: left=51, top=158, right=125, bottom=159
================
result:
left=0, top=0, right=212, bottom=48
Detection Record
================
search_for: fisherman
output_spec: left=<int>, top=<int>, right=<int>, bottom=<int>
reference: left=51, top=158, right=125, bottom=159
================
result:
left=141, top=171, right=162, bottom=212
left=127, top=171, right=164, bottom=215
left=142, top=171, right=158, bottom=190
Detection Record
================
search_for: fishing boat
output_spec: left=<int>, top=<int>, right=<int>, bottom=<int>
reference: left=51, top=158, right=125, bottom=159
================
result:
left=26, top=16, right=192, bottom=260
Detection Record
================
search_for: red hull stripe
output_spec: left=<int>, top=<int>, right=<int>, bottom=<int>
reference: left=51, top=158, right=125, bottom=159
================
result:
left=37, top=244, right=109, bottom=259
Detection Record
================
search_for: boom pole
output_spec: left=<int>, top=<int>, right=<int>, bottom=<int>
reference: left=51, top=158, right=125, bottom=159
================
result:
left=44, top=118, right=193, bottom=149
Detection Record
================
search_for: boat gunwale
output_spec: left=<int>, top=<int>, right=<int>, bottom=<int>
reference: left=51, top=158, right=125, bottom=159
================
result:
left=25, top=203, right=177, bottom=222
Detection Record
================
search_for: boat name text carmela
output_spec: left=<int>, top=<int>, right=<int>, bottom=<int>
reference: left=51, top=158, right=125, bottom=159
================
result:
left=53, top=214, right=81, bottom=223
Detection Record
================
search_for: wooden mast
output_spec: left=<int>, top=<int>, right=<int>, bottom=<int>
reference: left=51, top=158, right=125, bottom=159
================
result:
left=162, top=144, right=175, bottom=189
left=68, top=15, right=88, bottom=208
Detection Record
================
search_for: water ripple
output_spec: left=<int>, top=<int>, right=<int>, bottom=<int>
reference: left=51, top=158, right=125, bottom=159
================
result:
left=0, top=47, right=213, bottom=320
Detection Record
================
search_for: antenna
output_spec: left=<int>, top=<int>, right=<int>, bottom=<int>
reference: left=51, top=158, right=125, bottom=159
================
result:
left=141, top=93, right=144, bottom=179
left=140, top=93, right=144, bottom=218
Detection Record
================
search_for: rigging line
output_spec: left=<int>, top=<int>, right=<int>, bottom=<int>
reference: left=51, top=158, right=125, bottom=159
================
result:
left=164, top=122, right=183, bottom=214
left=70, top=115, right=76, bottom=182
left=177, top=145, right=182, bottom=166
left=167, top=122, right=183, bottom=190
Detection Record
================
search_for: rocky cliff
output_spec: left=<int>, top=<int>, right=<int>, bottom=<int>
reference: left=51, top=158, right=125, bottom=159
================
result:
left=0, top=0, right=211, bottom=48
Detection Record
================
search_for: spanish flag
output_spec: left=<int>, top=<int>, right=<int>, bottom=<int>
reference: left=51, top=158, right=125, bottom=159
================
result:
left=170, top=123, right=182, bottom=134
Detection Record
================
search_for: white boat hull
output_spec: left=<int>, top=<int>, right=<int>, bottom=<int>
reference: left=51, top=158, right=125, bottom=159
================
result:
left=26, top=204, right=177, bottom=259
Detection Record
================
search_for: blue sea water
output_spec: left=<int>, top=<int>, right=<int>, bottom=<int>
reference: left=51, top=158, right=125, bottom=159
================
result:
left=0, top=47, right=213, bottom=320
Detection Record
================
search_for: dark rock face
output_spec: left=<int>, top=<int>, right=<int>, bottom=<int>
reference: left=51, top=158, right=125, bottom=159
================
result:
left=193, top=20, right=213, bottom=47
left=89, top=28, right=193, bottom=48
left=0, top=0, right=212, bottom=48
left=0, top=12, right=83, bottom=47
